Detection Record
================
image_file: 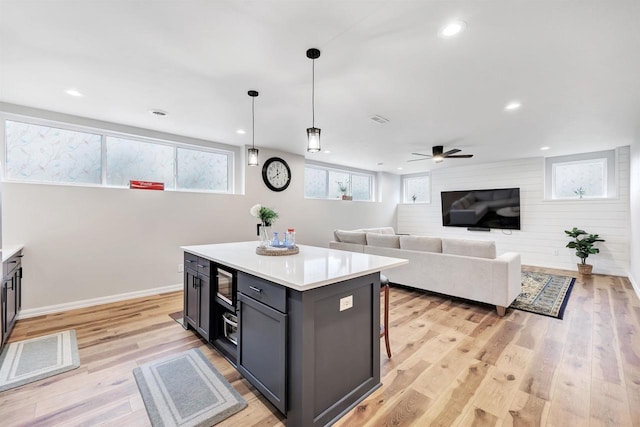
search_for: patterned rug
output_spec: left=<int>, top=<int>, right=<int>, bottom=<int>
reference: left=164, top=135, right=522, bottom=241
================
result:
left=0, top=330, right=80, bottom=392
left=133, top=348, right=246, bottom=426
left=510, top=271, right=576, bottom=319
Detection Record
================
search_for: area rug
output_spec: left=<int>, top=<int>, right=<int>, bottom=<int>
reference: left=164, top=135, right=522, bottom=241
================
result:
left=0, top=330, right=80, bottom=392
left=133, top=348, right=247, bottom=427
left=510, top=271, right=576, bottom=319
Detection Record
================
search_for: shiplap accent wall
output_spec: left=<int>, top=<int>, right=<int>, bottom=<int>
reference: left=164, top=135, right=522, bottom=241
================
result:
left=397, top=147, right=630, bottom=277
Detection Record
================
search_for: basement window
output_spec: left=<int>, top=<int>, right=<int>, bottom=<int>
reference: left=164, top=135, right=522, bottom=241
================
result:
left=304, top=162, right=374, bottom=201
left=545, top=150, right=616, bottom=200
left=402, top=174, right=431, bottom=203
left=3, top=117, right=234, bottom=193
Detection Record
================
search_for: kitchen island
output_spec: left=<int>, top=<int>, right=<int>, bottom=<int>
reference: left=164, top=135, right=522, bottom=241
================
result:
left=181, top=241, right=407, bottom=427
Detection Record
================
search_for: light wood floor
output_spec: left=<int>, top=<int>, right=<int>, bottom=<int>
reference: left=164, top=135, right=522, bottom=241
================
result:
left=1, top=266, right=639, bottom=426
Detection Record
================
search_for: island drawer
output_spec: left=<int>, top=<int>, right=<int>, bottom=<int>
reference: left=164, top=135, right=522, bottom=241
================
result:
left=238, top=272, right=286, bottom=313
left=184, top=253, right=211, bottom=276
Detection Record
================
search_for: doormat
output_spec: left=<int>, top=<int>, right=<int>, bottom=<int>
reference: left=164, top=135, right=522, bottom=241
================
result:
left=169, top=310, right=184, bottom=326
left=133, top=348, right=247, bottom=426
left=510, top=271, right=576, bottom=319
left=0, top=330, right=80, bottom=392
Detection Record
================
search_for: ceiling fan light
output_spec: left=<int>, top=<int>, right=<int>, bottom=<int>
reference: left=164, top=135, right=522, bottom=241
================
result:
left=247, top=147, right=259, bottom=166
left=307, top=127, right=321, bottom=152
left=433, top=156, right=444, bottom=163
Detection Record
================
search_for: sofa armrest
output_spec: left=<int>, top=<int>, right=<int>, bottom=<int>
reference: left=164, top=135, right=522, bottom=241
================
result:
left=494, top=252, right=522, bottom=305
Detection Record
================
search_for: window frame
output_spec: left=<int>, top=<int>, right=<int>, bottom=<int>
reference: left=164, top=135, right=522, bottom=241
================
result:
left=401, top=173, right=431, bottom=204
left=304, top=161, right=376, bottom=201
left=2, top=113, right=235, bottom=194
left=544, top=149, right=617, bottom=201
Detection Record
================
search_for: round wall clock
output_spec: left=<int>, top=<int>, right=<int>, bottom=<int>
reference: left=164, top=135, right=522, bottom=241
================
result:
left=262, top=157, right=291, bottom=192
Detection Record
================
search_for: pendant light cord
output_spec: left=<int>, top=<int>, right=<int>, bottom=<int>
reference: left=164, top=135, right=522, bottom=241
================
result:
left=311, top=58, right=315, bottom=127
left=252, top=96, right=255, bottom=149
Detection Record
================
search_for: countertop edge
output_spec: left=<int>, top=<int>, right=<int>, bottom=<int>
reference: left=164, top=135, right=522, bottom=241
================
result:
left=2, top=245, right=24, bottom=263
left=181, top=244, right=408, bottom=291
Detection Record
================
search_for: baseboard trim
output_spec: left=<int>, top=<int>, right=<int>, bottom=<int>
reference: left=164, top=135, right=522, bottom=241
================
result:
left=18, top=283, right=182, bottom=319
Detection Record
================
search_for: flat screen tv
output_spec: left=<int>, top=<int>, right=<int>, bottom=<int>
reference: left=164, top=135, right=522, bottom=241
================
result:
left=441, top=188, right=521, bottom=230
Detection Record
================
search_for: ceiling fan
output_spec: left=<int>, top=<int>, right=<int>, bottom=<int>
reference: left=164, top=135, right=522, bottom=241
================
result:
left=408, top=145, right=474, bottom=163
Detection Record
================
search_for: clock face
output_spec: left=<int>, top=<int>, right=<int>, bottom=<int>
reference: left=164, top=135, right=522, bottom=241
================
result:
left=262, top=157, right=291, bottom=192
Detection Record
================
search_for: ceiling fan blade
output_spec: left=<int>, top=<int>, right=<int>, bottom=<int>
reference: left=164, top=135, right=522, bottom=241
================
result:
left=411, top=152, right=432, bottom=157
left=446, top=154, right=474, bottom=158
left=407, top=158, right=428, bottom=162
left=442, top=148, right=461, bottom=156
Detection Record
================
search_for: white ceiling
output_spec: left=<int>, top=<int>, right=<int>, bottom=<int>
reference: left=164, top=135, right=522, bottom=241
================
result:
left=1, top=1, right=639, bottom=174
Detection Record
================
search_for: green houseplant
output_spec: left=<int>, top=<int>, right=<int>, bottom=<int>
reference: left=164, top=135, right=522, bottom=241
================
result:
left=564, top=227, right=605, bottom=275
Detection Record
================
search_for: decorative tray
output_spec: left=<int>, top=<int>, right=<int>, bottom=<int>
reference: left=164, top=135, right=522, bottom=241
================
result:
left=256, top=245, right=300, bottom=256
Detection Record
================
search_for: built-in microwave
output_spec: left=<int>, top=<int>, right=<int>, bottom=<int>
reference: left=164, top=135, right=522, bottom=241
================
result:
left=215, top=267, right=236, bottom=311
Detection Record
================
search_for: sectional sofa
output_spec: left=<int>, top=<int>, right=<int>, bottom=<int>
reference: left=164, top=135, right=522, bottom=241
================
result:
left=329, top=227, right=521, bottom=316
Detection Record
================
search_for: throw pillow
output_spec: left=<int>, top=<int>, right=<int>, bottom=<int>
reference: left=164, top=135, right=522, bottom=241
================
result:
left=334, top=230, right=367, bottom=245
left=441, top=238, right=496, bottom=259
left=399, top=235, right=442, bottom=253
left=366, top=233, right=400, bottom=249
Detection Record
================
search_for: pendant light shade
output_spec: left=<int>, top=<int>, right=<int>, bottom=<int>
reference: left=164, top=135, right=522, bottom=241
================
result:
left=306, top=127, right=321, bottom=152
left=247, top=90, right=259, bottom=166
left=306, top=48, right=321, bottom=153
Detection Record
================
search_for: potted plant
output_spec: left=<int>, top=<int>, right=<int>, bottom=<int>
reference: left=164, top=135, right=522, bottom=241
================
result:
left=337, top=180, right=352, bottom=200
left=564, top=227, right=605, bottom=275
left=411, top=194, right=417, bottom=203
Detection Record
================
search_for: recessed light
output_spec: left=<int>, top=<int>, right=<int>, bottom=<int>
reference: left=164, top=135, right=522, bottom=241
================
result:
left=540, top=146, right=550, bottom=151
left=397, top=167, right=403, bottom=170
left=504, top=101, right=522, bottom=111
left=149, top=109, right=168, bottom=117
left=236, top=129, right=246, bottom=134
left=440, top=21, right=466, bottom=37
left=323, top=150, right=331, bottom=154
left=65, top=89, right=83, bottom=97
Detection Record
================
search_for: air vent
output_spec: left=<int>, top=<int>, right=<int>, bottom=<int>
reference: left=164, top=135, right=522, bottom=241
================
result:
left=369, top=115, right=390, bottom=124
left=149, top=109, right=168, bottom=117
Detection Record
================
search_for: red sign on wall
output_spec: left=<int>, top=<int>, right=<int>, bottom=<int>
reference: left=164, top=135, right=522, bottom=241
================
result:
left=129, top=180, right=165, bottom=190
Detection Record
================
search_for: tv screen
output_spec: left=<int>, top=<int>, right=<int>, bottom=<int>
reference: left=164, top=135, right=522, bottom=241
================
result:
left=441, top=188, right=521, bottom=230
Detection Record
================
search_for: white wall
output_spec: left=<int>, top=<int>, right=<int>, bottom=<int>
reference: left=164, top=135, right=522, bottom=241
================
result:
left=397, top=148, right=630, bottom=276
left=630, top=131, right=640, bottom=293
left=1, top=107, right=400, bottom=312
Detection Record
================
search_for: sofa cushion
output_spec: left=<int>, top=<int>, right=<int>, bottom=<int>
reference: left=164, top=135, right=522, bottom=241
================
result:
left=334, top=230, right=367, bottom=244
left=441, top=238, right=496, bottom=259
left=399, top=235, right=442, bottom=253
left=366, top=233, right=400, bottom=248
left=358, top=227, right=395, bottom=235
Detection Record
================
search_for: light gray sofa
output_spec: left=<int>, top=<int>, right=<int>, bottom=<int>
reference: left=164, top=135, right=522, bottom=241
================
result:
left=329, top=227, right=521, bottom=316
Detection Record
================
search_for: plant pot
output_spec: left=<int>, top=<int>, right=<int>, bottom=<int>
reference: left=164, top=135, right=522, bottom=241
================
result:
left=577, top=263, right=593, bottom=275
left=341, top=195, right=353, bottom=201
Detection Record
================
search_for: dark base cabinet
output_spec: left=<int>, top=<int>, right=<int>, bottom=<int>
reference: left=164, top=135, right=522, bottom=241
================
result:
left=183, top=253, right=211, bottom=341
left=182, top=250, right=381, bottom=427
left=1, top=250, right=23, bottom=352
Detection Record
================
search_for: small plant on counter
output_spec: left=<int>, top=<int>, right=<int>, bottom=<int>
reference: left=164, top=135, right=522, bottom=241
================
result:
left=250, top=204, right=278, bottom=225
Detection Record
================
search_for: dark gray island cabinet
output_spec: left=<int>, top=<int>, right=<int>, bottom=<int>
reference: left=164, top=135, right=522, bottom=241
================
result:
left=181, top=242, right=407, bottom=427
left=1, top=246, right=24, bottom=352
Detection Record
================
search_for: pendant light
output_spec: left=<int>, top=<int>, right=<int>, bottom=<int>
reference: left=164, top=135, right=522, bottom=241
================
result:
left=306, top=48, right=321, bottom=152
left=247, top=90, right=259, bottom=166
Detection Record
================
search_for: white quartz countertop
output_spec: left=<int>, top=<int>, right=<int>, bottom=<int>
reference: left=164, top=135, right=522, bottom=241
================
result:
left=181, top=241, right=408, bottom=291
left=2, top=245, right=24, bottom=263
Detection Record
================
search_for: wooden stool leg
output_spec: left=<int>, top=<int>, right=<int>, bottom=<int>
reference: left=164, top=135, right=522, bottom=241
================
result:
left=382, top=284, right=391, bottom=358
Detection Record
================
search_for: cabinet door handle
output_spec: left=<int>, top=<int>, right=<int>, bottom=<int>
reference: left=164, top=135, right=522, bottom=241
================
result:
left=197, top=264, right=206, bottom=269
left=249, top=286, right=262, bottom=293
left=185, top=259, right=194, bottom=263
